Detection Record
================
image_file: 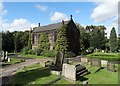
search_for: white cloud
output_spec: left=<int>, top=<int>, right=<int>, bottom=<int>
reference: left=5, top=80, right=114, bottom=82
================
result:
left=105, top=16, right=118, bottom=38
left=91, top=1, right=118, bottom=23
left=1, top=18, right=37, bottom=32
left=35, top=4, right=48, bottom=12
left=0, top=3, right=8, bottom=15
left=50, top=12, right=69, bottom=22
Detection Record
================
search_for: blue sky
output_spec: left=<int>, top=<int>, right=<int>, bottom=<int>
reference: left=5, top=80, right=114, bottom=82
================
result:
left=1, top=1, right=118, bottom=37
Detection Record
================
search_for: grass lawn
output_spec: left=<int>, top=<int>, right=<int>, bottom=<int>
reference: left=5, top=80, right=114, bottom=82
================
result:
left=86, top=52, right=119, bottom=61
left=9, top=63, right=119, bottom=85
left=20, top=54, right=46, bottom=58
left=85, top=66, right=118, bottom=84
left=12, top=64, right=59, bottom=85
left=2, top=58, right=23, bottom=66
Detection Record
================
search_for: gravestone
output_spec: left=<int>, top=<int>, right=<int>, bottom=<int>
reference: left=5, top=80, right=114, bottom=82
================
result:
left=5, top=51, right=8, bottom=62
left=54, top=51, right=64, bottom=71
left=81, top=57, right=88, bottom=63
left=90, top=58, right=101, bottom=67
left=1, top=51, right=5, bottom=61
left=107, top=62, right=115, bottom=72
left=62, top=63, right=76, bottom=81
left=8, top=57, right=10, bottom=62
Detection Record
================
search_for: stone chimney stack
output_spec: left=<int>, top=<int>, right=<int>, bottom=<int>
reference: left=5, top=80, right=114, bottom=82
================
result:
left=38, top=23, right=40, bottom=27
left=62, top=20, right=64, bottom=25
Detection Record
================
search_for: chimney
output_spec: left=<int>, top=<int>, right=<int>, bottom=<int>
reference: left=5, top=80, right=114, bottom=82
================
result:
left=38, top=23, right=40, bottom=27
left=62, top=20, right=64, bottom=25
left=70, top=15, right=73, bottom=20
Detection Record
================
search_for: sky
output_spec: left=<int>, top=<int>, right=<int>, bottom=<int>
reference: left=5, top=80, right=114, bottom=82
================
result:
left=0, top=0, right=119, bottom=38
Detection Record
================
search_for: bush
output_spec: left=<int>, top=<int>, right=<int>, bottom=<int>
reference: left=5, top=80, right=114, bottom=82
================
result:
left=41, top=50, right=57, bottom=57
left=35, top=48, right=41, bottom=56
left=87, top=47, right=94, bottom=54
left=21, top=47, right=29, bottom=55
left=28, top=49, right=35, bottom=55
left=64, top=52, right=76, bottom=58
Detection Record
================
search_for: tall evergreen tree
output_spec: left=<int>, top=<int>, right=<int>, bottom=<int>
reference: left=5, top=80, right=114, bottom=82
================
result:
left=39, top=32, right=49, bottom=51
left=55, top=25, right=69, bottom=53
left=110, top=27, right=117, bottom=52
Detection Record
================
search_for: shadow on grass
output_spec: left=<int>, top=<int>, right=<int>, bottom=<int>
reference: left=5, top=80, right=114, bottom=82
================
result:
left=2, top=67, right=52, bottom=85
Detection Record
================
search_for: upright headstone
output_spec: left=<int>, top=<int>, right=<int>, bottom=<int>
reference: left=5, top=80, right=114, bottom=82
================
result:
left=90, top=58, right=101, bottom=67
left=54, top=51, right=64, bottom=71
left=5, top=51, right=8, bottom=61
left=8, top=57, right=10, bottom=62
left=1, top=51, right=5, bottom=61
left=107, top=62, right=115, bottom=72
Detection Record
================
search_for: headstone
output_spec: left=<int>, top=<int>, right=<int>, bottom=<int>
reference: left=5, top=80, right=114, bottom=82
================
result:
left=81, top=57, right=88, bottom=63
left=54, top=51, right=64, bottom=71
left=101, top=60, right=108, bottom=66
left=90, top=58, right=101, bottom=67
left=62, top=63, right=76, bottom=81
left=107, top=62, right=115, bottom=72
left=5, top=51, right=8, bottom=61
left=8, top=57, right=10, bottom=62
left=1, top=51, right=5, bottom=61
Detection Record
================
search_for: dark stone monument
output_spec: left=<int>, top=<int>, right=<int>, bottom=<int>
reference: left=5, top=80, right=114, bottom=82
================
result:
left=107, top=62, right=115, bottom=72
left=90, top=58, right=101, bottom=67
left=54, top=51, right=64, bottom=71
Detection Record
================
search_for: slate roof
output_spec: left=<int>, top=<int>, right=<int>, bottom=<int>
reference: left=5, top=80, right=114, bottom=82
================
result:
left=33, top=20, right=70, bottom=33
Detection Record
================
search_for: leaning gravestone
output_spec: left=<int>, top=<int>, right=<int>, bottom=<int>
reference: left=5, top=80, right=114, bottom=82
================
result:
left=107, top=62, right=115, bottom=72
left=54, top=51, right=64, bottom=71
left=90, top=58, right=101, bottom=67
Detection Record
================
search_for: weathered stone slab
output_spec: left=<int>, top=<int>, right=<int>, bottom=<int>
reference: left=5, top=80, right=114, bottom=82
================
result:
left=62, top=63, right=76, bottom=81
left=107, top=62, right=115, bottom=72
left=81, top=57, right=88, bottom=63
left=101, top=60, right=108, bottom=66
left=90, top=58, right=101, bottom=67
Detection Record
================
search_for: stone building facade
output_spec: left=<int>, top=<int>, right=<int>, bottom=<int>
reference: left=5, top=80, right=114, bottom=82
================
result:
left=31, top=15, right=80, bottom=54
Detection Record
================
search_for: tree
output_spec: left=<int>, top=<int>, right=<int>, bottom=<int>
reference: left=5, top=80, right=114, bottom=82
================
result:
left=39, top=32, right=49, bottom=51
left=55, top=25, right=69, bottom=53
left=110, top=27, right=117, bottom=52
left=118, top=36, right=120, bottom=51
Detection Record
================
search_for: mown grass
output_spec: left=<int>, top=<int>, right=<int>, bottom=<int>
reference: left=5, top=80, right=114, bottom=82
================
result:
left=2, top=58, right=22, bottom=66
left=10, top=63, right=119, bottom=85
left=86, top=52, right=119, bottom=61
left=13, top=64, right=58, bottom=85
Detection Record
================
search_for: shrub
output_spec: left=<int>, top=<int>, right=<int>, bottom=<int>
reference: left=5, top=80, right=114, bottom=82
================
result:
left=64, top=52, right=76, bottom=58
left=28, top=49, right=35, bottom=55
left=21, top=47, right=29, bottom=55
left=87, top=47, right=94, bottom=54
left=41, top=50, right=57, bottom=57
left=35, top=48, right=41, bottom=56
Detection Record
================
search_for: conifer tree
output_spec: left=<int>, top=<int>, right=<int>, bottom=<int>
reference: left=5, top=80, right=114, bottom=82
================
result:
left=110, top=27, right=117, bottom=52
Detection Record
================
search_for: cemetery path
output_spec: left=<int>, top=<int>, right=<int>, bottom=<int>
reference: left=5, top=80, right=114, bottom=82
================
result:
left=0, top=58, right=53, bottom=85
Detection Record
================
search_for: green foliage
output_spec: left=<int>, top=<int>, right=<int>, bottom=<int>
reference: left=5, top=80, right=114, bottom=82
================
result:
left=39, top=32, right=49, bottom=51
left=64, top=51, right=76, bottom=58
left=41, top=50, right=57, bottom=57
left=21, top=47, right=29, bottom=55
left=87, top=47, right=94, bottom=54
left=35, top=48, right=41, bottom=56
left=110, top=27, right=117, bottom=52
left=27, top=49, right=35, bottom=55
left=117, top=37, right=120, bottom=50
left=55, top=25, right=69, bottom=53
